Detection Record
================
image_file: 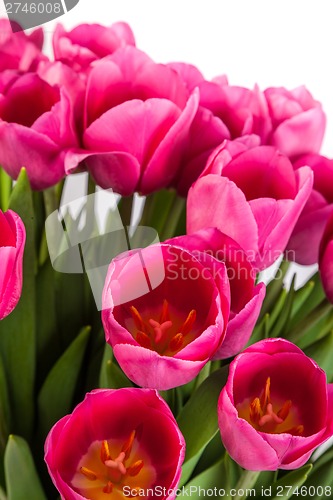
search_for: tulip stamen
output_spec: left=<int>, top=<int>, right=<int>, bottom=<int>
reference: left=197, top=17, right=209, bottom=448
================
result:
left=101, top=440, right=111, bottom=463
left=260, top=377, right=271, bottom=411
left=127, top=460, right=144, bottom=476
left=102, top=481, right=113, bottom=494
left=159, top=299, right=170, bottom=323
left=249, top=397, right=262, bottom=424
left=169, top=333, right=184, bottom=352
left=122, top=430, right=136, bottom=460
left=80, top=467, right=98, bottom=481
left=277, top=400, right=292, bottom=421
left=136, top=331, right=152, bottom=349
left=130, top=306, right=147, bottom=332
left=180, top=310, right=197, bottom=336
left=284, top=425, right=304, bottom=436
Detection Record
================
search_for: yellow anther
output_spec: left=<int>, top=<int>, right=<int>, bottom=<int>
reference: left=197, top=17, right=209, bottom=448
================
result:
left=169, top=333, right=184, bottom=352
left=180, top=309, right=196, bottom=336
left=122, top=430, right=136, bottom=460
left=127, top=460, right=144, bottom=477
left=80, top=467, right=97, bottom=481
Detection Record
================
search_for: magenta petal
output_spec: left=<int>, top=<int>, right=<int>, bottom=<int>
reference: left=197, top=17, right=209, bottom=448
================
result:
left=140, top=90, right=199, bottom=194
left=214, top=282, right=266, bottom=359
left=218, top=388, right=279, bottom=471
left=187, top=175, right=259, bottom=258
left=0, top=122, right=66, bottom=190
left=271, top=108, right=326, bottom=157
left=114, top=344, right=208, bottom=390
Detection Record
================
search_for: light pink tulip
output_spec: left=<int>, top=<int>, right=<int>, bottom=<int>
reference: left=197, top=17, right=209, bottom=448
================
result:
left=45, top=388, right=185, bottom=500
left=65, top=47, right=199, bottom=196
left=187, top=139, right=313, bottom=270
left=264, top=86, right=326, bottom=158
left=286, top=154, right=333, bottom=265
left=319, top=212, right=333, bottom=303
left=0, top=210, right=25, bottom=320
left=218, top=338, right=333, bottom=470
left=0, top=71, right=78, bottom=189
left=167, top=229, right=265, bottom=358
left=102, top=244, right=230, bottom=390
left=0, top=18, right=46, bottom=72
left=53, top=22, right=135, bottom=71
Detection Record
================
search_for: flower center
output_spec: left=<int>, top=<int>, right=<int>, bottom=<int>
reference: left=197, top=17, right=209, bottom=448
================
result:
left=129, top=299, right=197, bottom=356
left=238, top=377, right=304, bottom=435
left=71, top=430, right=155, bottom=499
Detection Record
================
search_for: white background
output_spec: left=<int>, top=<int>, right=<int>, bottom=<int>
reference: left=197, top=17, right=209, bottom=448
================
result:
left=38, top=0, right=333, bottom=157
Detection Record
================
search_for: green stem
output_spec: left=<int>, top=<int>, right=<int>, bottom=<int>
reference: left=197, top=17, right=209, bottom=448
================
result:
left=233, top=469, right=260, bottom=500
left=118, top=195, right=134, bottom=228
left=160, top=195, right=186, bottom=241
left=43, top=187, right=58, bottom=219
left=259, top=260, right=290, bottom=319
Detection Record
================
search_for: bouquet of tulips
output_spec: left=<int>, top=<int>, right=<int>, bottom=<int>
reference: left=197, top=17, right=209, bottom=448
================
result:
left=1, top=16, right=333, bottom=500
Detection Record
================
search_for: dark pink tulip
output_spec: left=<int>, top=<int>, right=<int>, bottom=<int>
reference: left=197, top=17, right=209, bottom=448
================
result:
left=0, top=71, right=78, bottom=190
left=264, top=86, right=326, bottom=158
left=187, top=140, right=313, bottom=270
left=102, top=244, right=230, bottom=390
left=45, top=388, right=185, bottom=499
left=319, top=212, right=333, bottom=303
left=0, top=18, right=46, bottom=72
left=0, top=210, right=25, bottom=320
left=53, top=22, right=135, bottom=72
left=66, top=47, right=199, bottom=196
left=218, top=338, right=333, bottom=471
left=167, top=229, right=265, bottom=358
left=287, top=154, right=333, bottom=265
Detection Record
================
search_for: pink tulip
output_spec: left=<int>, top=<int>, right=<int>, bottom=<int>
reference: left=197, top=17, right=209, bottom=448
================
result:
left=319, top=212, right=333, bottom=303
left=0, top=71, right=78, bottom=190
left=0, top=210, right=25, bottom=320
left=0, top=18, right=46, bottom=72
left=264, top=86, right=326, bottom=158
left=102, top=243, right=230, bottom=390
left=218, top=338, right=333, bottom=471
left=65, top=47, right=199, bottom=196
left=45, top=388, right=185, bottom=499
left=187, top=139, right=313, bottom=270
left=53, top=22, right=135, bottom=72
left=286, top=154, right=333, bottom=265
left=167, top=229, right=265, bottom=358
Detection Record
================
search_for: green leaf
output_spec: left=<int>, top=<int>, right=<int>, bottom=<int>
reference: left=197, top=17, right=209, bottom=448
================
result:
left=259, top=260, right=290, bottom=319
left=233, top=469, right=260, bottom=500
left=38, top=326, right=90, bottom=437
left=0, top=169, right=36, bottom=438
left=289, top=272, right=325, bottom=328
left=178, top=458, right=226, bottom=497
left=287, top=302, right=333, bottom=348
left=270, top=275, right=296, bottom=338
left=4, top=435, right=46, bottom=500
left=305, top=455, right=333, bottom=492
left=304, top=331, right=333, bottom=381
left=270, top=464, right=312, bottom=499
left=99, top=344, right=133, bottom=390
left=0, top=168, right=12, bottom=212
left=177, top=366, right=228, bottom=462
left=179, top=450, right=203, bottom=488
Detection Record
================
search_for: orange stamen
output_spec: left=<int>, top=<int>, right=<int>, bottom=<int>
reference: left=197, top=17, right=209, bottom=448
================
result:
left=130, top=306, right=146, bottom=332
left=159, top=299, right=170, bottom=323
left=103, top=481, right=113, bottom=494
left=180, top=310, right=196, bottom=336
left=136, top=331, right=152, bottom=349
left=169, top=333, right=184, bottom=352
left=260, top=377, right=271, bottom=410
left=122, top=430, right=136, bottom=460
left=249, top=397, right=262, bottom=425
left=284, top=425, right=304, bottom=436
left=277, top=400, right=292, bottom=421
left=127, top=460, right=144, bottom=477
left=80, top=467, right=97, bottom=481
left=101, top=440, right=111, bottom=463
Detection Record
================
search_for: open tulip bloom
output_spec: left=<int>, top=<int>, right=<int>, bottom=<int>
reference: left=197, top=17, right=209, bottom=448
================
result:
left=1, top=15, right=333, bottom=500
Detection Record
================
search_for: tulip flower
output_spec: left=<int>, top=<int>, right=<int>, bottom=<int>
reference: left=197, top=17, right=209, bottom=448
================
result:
left=286, top=154, right=333, bottom=265
left=102, top=243, right=230, bottom=390
left=264, top=86, right=326, bottom=158
left=53, top=22, right=136, bottom=72
left=319, top=212, right=333, bottom=303
left=187, top=139, right=313, bottom=270
left=45, top=388, right=185, bottom=499
left=167, top=229, right=265, bottom=358
left=0, top=18, right=46, bottom=72
left=65, top=47, right=199, bottom=196
left=0, top=209, right=25, bottom=320
left=218, top=338, right=333, bottom=470
left=0, top=71, right=79, bottom=189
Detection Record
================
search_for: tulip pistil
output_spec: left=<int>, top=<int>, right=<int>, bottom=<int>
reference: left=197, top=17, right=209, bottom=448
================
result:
left=245, top=377, right=304, bottom=435
left=129, top=300, right=197, bottom=355
left=75, top=430, right=151, bottom=498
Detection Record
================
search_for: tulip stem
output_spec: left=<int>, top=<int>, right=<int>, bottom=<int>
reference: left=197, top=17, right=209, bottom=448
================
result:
left=233, top=469, right=260, bottom=500
left=258, top=259, right=290, bottom=319
left=160, top=195, right=186, bottom=241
